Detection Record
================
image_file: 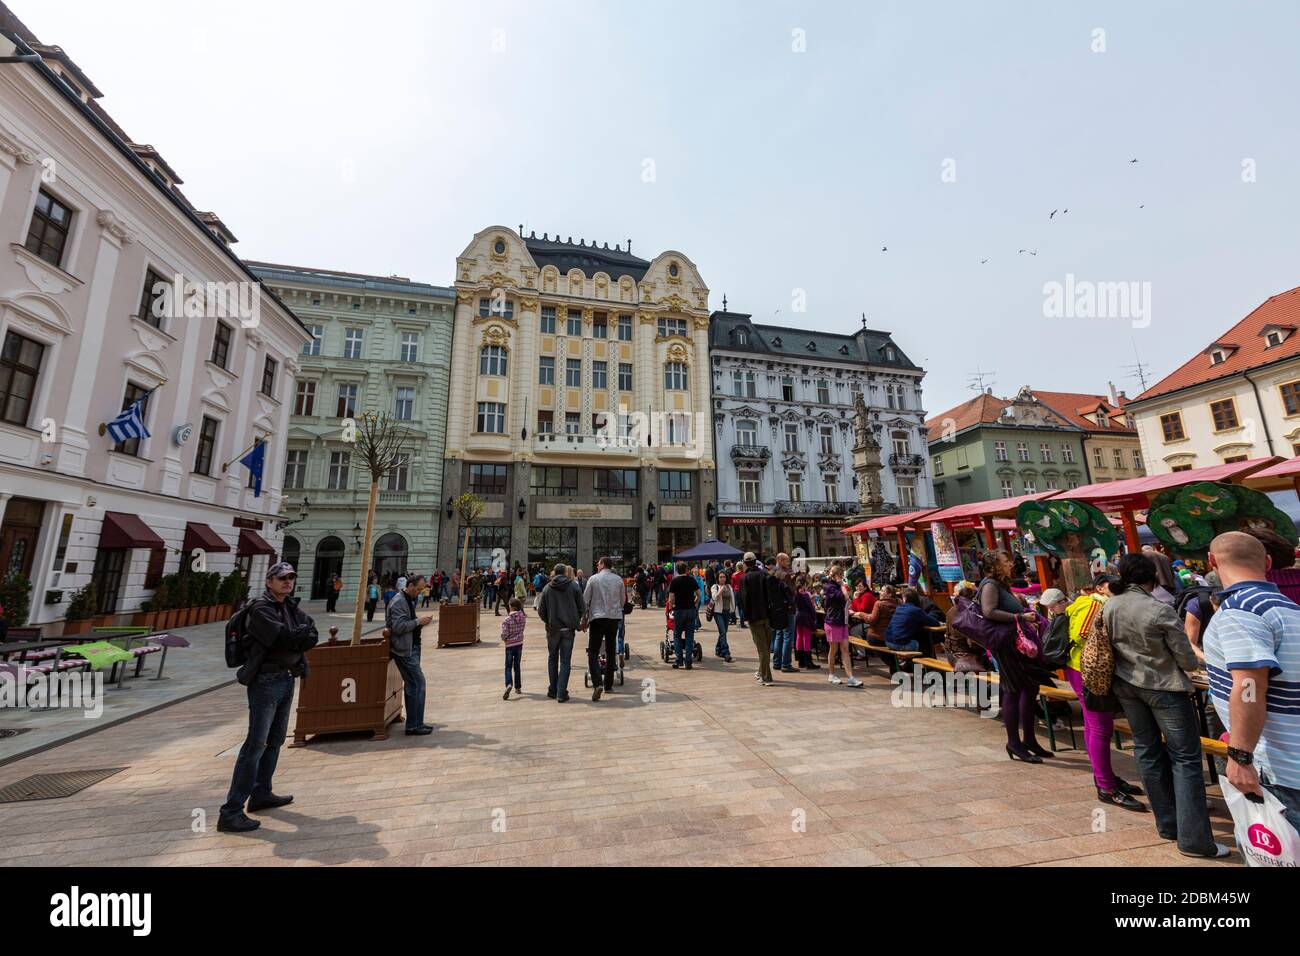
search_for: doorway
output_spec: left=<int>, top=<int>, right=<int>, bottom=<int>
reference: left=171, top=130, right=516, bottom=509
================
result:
left=312, top=536, right=345, bottom=599
left=0, top=497, right=45, bottom=581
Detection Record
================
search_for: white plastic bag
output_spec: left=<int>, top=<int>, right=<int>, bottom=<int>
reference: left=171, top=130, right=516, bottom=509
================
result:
left=1221, top=776, right=1300, bottom=867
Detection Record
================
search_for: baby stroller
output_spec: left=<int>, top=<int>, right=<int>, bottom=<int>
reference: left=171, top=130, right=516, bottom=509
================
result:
left=584, top=623, right=626, bottom=688
left=659, top=602, right=704, bottom=663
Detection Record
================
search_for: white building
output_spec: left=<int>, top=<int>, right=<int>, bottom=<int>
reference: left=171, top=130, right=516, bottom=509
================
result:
left=708, top=308, right=931, bottom=557
left=1127, top=285, right=1300, bottom=474
left=0, top=15, right=309, bottom=629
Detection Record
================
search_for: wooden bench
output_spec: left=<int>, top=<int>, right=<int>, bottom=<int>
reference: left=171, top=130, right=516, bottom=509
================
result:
left=849, top=637, right=921, bottom=675
left=1112, top=719, right=1226, bottom=784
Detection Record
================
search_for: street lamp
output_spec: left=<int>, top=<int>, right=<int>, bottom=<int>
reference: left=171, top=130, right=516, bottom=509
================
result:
left=518, top=498, right=527, bottom=520
left=647, top=502, right=657, bottom=523
left=352, top=522, right=363, bottom=551
left=446, top=497, right=455, bottom=519
left=706, top=503, right=716, bottom=521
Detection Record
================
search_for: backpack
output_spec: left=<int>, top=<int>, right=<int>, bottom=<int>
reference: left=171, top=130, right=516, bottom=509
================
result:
left=1039, top=612, right=1071, bottom=670
left=224, top=598, right=263, bottom=668
left=1174, top=585, right=1216, bottom=629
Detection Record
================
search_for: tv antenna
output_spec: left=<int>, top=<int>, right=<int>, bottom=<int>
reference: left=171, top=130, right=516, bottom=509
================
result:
left=1122, top=339, right=1152, bottom=392
left=967, top=366, right=997, bottom=394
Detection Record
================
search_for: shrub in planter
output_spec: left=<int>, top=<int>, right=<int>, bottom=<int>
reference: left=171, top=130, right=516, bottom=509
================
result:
left=0, top=572, right=33, bottom=628
left=64, top=582, right=98, bottom=635
left=132, top=599, right=158, bottom=630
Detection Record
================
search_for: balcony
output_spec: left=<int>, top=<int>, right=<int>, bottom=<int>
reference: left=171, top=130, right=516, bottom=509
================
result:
left=889, top=453, right=925, bottom=473
left=730, top=443, right=771, bottom=465
left=773, top=500, right=855, bottom=516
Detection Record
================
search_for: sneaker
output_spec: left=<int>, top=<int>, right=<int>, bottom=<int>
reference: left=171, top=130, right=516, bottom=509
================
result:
left=761, top=680, right=775, bottom=686
left=780, top=666, right=797, bottom=673
left=828, top=674, right=843, bottom=685
left=725, top=656, right=734, bottom=663
left=503, top=687, right=511, bottom=700
left=846, top=677, right=864, bottom=688
left=755, top=670, right=762, bottom=679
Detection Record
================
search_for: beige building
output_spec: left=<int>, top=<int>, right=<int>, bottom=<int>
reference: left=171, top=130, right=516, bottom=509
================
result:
left=1034, top=389, right=1147, bottom=483
left=439, top=226, right=715, bottom=574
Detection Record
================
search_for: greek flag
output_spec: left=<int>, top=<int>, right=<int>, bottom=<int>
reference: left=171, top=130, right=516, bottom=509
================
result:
left=106, top=393, right=151, bottom=444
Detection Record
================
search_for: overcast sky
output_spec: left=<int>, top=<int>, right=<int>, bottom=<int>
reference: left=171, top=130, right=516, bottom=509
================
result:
left=18, top=0, right=1300, bottom=414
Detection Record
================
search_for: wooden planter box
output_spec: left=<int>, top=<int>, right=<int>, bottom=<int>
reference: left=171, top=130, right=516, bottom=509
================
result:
left=291, top=635, right=403, bottom=747
left=130, top=610, right=159, bottom=630
left=63, top=619, right=92, bottom=635
left=437, top=601, right=481, bottom=647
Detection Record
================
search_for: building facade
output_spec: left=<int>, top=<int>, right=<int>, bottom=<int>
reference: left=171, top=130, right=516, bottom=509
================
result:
left=438, top=226, right=716, bottom=575
left=927, top=388, right=1089, bottom=507
left=709, top=309, right=930, bottom=557
left=1034, top=388, right=1146, bottom=484
left=0, top=15, right=308, bottom=628
left=1127, top=286, right=1300, bottom=474
left=247, top=263, right=455, bottom=599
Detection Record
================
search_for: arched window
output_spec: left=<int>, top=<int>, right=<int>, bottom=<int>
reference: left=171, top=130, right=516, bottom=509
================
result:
left=282, top=536, right=301, bottom=573
left=479, top=345, right=508, bottom=376
left=372, top=533, right=409, bottom=585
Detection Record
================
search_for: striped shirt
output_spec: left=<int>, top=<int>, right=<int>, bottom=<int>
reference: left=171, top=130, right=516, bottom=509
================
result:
left=499, top=610, right=526, bottom=647
left=1203, top=580, right=1300, bottom=789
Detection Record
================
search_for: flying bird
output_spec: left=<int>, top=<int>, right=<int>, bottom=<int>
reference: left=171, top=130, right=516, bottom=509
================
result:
left=1129, top=158, right=1139, bottom=164
left=1139, top=203, right=1145, bottom=209
left=881, top=246, right=888, bottom=252
left=980, top=258, right=988, bottom=264
left=1050, top=209, right=1057, bottom=219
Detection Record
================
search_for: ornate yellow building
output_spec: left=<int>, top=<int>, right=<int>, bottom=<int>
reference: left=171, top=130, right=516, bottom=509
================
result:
left=438, top=226, right=716, bottom=574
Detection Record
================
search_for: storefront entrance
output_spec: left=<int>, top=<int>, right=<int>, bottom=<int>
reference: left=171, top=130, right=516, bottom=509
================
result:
left=0, top=497, right=44, bottom=581
left=311, top=536, right=346, bottom=599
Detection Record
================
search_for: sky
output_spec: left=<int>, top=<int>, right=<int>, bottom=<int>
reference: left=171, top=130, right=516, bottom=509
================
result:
left=17, top=0, right=1300, bottom=415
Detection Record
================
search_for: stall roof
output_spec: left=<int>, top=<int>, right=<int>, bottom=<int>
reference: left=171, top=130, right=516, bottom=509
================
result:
left=920, top=491, right=1061, bottom=528
left=1241, top=456, right=1300, bottom=492
left=1069, top=456, right=1280, bottom=511
left=842, top=509, right=940, bottom=535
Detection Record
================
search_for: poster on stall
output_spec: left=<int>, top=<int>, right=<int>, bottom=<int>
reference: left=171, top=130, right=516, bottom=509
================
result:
left=931, top=521, right=964, bottom=583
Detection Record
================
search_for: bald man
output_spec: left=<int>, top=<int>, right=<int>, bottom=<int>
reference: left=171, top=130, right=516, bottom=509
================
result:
left=1204, top=531, right=1300, bottom=840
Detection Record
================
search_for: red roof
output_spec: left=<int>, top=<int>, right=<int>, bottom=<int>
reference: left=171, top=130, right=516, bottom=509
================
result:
left=842, top=509, right=939, bottom=535
left=1068, top=456, right=1279, bottom=510
left=1135, top=286, right=1300, bottom=402
left=1032, top=390, right=1135, bottom=434
left=925, top=393, right=1009, bottom=443
left=920, top=490, right=1061, bottom=527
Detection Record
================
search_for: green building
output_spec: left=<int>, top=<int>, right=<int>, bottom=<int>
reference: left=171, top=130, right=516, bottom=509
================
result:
left=925, top=388, right=1088, bottom=508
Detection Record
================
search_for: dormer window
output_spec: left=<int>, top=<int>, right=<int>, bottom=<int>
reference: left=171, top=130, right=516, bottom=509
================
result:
left=669, top=262, right=680, bottom=278
left=1210, top=349, right=1226, bottom=365
left=771, top=336, right=782, bottom=347
left=736, top=328, right=749, bottom=346
left=839, top=344, right=850, bottom=355
left=1267, top=331, right=1283, bottom=348
left=885, top=347, right=896, bottom=361
left=806, top=340, right=817, bottom=351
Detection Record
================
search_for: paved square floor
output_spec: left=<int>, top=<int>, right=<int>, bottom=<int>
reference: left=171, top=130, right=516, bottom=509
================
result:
left=0, top=605, right=1236, bottom=867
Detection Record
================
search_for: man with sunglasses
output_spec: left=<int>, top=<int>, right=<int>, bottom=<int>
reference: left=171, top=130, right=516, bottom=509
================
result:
left=218, top=561, right=318, bottom=833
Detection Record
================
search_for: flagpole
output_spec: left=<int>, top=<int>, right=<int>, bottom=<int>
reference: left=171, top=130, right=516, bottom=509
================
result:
left=221, top=435, right=265, bottom=474
left=97, top=379, right=167, bottom=437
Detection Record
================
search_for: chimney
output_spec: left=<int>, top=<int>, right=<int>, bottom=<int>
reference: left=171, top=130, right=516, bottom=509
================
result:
left=1108, top=380, right=1119, bottom=405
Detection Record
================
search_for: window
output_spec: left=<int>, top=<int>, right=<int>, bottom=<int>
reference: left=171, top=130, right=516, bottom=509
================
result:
left=328, top=451, right=351, bottom=489
left=659, top=470, right=692, bottom=498
left=994, top=441, right=1008, bottom=462
left=935, top=485, right=947, bottom=507
left=1224, top=454, right=1248, bottom=464
left=1040, top=443, right=1053, bottom=462
left=736, top=420, right=757, bottom=446
left=1210, top=398, right=1239, bottom=431
left=1045, top=477, right=1059, bottom=490
left=820, top=426, right=835, bottom=454
left=665, top=413, right=691, bottom=445
left=461, top=526, right=513, bottom=573
left=293, top=380, right=316, bottom=416
left=194, top=416, right=219, bottom=475
left=1266, top=330, right=1285, bottom=348
left=593, top=528, right=639, bottom=575
left=394, top=386, right=415, bottom=420
left=566, top=358, right=582, bottom=388
left=540, top=307, right=557, bottom=334
left=261, top=356, right=277, bottom=397
left=137, top=268, right=168, bottom=328
left=284, top=449, right=307, bottom=489
left=0, top=331, right=45, bottom=427
left=657, top=317, right=688, bottom=337
left=479, top=296, right=514, bottom=319
left=1016, top=442, right=1030, bottom=462
left=1210, top=349, right=1226, bottom=365
left=1000, top=479, right=1014, bottom=498
left=1093, top=446, right=1104, bottom=468
left=933, top=455, right=944, bottom=477
left=531, top=467, right=578, bottom=496
left=739, top=470, right=762, bottom=503
left=479, top=345, right=508, bottom=376
left=784, top=423, right=800, bottom=452
left=898, top=480, right=916, bottom=509
left=618, top=363, right=633, bottom=392
left=538, top=357, right=555, bottom=385
left=782, top=377, right=795, bottom=402
left=1133, top=450, right=1143, bottom=470
left=787, top=473, right=803, bottom=501
left=886, top=383, right=906, bottom=409
left=1160, top=412, right=1186, bottom=442
left=1061, top=443, right=1075, bottom=463
left=528, top=526, right=576, bottom=574
left=113, top=382, right=151, bottom=457
left=1068, top=477, right=1081, bottom=489
left=400, top=332, right=419, bottom=362
left=385, top=453, right=410, bottom=492
left=592, top=361, right=607, bottom=390
left=476, top=402, right=506, bottom=434
left=566, top=311, right=583, bottom=337
left=595, top=469, right=638, bottom=497
left=664, top=362, right=687, bottom=391
left=210, top=321, right=232, bottom=369
left=592, top=314, right=608, bottom=339
left=1024, top=479, right=1037, bottom=495
left=336, top=383, right=358, bottom=418
left=1281, top=381, right=1300, bottom=416
left=25, top=189, right=73, bottom=267
left=817, top=381, right=830, bottom=404
left=823, top=475, right=838, bottom=502
left=302, top=325, right=323, bottom=356
left=891, top=431, right=909, bottom=457
left=343, top=328, right=364, bottom=359
left=618, top=314, right=633, bottom=341
left=1113, top=448, right=1124, bottom=469
left=537, top=410, right=554, bottom=434
left=565, top=412, right=580, bottom=435
left=470, top=463, right=508, bottom=495
left=1171, top=464, right=1193, bottom=473
left=957, top=447, right=968, bottom=469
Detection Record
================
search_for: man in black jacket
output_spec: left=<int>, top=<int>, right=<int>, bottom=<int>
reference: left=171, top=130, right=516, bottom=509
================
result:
left=738, top=553, right=775, bottom=686
left=219, top=562, right=318, bottom=833
left=536, top=564, right=585, bottom=702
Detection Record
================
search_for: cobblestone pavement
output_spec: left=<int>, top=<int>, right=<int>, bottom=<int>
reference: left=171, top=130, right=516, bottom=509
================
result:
left=0, top=605, right=1236, bottom=867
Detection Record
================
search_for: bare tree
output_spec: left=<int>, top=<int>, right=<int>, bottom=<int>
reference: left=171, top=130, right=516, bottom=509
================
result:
left=454, top=492, right=485, bottom=606
left=349, top=412, right=410, bottom=645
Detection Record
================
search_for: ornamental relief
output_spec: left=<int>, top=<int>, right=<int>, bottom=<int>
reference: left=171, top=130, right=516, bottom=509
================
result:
left=481, top=325, right=511, bottom=349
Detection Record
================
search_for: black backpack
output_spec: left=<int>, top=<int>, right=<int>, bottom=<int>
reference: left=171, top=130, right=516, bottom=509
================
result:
left=1174, top=585, right=1216, bottom=630
left=224, top=599, right=262, bottom=668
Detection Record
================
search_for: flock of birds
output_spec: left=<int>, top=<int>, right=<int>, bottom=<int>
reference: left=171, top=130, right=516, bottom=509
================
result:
left=877, top=158, right=1145, bottom=264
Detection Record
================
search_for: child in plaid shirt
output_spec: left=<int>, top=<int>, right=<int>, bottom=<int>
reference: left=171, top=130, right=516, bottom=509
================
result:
left=501, top=597, right=526, bottom=699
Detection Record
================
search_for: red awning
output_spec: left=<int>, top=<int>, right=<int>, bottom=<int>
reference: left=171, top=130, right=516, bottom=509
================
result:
left=100, top=511, right=165, bottom=550
left=1245, top=456, right=1300, bottom=493
left=237, top=528, right=275, bottom=556
left=183, top=522, right=232, bottom=554
left=841, top=508, right=940, bottom=535
left=920, top=490, right=1062, bottom=528
left=1070, top=456, right=1280, bottom=511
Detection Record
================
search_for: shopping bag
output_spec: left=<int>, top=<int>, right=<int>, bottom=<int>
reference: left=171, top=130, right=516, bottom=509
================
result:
left=1220, top=776, right=1300, bottom=867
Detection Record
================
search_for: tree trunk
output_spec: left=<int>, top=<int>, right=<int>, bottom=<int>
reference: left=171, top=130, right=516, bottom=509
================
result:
left=459, top=527, right=471, bottom=606
left=351, top=479, right=380, bottom=646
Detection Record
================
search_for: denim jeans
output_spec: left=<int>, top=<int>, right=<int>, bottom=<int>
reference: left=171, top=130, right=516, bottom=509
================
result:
left=547, top=629, right=575, bottom=697
left=504, top=644, right=522, bottom=689
left=672, top=609, right=696, bottom=665
left=221, top=670, right=296, bottom=819
left=617, top=617, right=626, bottom=656
left=1113, top=676, right=1216, bottom=854
left=587, top=618, right=620, bottom=690
left=771, top=625, right=793, bottom=669
left=391, top=644, right=426, bottom=731
left=714, top=613, right=731, bottom=658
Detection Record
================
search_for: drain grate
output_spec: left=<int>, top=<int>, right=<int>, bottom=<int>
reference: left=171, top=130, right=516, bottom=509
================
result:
left=0, top=728, right=33, bottom=739
left=0, top=768, right=127, bottom=803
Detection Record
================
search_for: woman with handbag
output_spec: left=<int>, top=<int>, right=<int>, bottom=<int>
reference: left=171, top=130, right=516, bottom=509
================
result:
left=977, top=550, right=1055, bottom=764
left=944, top=581, right=990, bottom=672
left=709, top=577, right=735, bottom=663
